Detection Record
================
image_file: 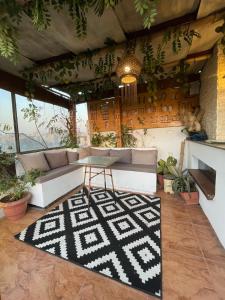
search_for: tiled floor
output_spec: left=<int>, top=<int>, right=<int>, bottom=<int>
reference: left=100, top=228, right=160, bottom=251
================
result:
left=0, top=189, right=225, bottom=300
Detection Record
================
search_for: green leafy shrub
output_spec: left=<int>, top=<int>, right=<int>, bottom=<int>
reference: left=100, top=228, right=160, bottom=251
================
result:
left=0, top=168, right=42, bottom=202
left=157, top=156, right=177, bottom=175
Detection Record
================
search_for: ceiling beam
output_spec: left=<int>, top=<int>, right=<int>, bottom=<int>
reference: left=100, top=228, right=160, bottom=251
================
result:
left=53, top=49, right=209, bottom=89
left=36, top=12, right=198, bottom=66
left=0, top=69, right=70, bottom=109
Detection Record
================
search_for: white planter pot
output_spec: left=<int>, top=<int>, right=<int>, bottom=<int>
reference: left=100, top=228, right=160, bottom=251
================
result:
left=163, top=178, right=174, bottom=194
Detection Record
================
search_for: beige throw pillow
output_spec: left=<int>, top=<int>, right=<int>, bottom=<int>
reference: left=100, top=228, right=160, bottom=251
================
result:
left=44, top=151, right=68, bottom=169
left=17, top=152, right=50, bottom=172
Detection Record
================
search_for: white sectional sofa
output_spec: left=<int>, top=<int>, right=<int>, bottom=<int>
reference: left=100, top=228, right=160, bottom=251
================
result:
left=16, top=147, right=157, bottom=208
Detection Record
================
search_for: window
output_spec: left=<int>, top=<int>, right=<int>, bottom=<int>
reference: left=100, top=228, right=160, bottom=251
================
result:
left=16, top=95, right=68, bottom=152
left=0, top=89, right=16, bottom=153
left=76, top=103, right=89, bottom=147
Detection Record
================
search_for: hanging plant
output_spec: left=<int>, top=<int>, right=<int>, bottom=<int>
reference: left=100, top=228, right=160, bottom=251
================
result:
left=163, top=25, right=201, bottom=54
left=0, top=17, right=19, bottom=63
left=134, top=0, right=158, bottom=29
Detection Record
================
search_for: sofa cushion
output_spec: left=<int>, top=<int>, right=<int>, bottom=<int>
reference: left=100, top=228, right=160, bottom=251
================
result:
left=36, top=165, right=82, bottom=183
left=110, top=149, right=131, bottom=163
left=78, top=147, right=90, bottom=159
left=132, top=149, right=157, bottom=165
left=90, top=148, right=109, bottom=156
left=67, top=151, right=79, bottom=163
left=44, top=150, right=68, bottom=169
left=111, top=162, right=156, bottom=173
left=17, top=152, right=50, bottom=172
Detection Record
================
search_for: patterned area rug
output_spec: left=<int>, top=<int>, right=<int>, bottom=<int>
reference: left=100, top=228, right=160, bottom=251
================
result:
left=15, top=188, right=162, bottom=298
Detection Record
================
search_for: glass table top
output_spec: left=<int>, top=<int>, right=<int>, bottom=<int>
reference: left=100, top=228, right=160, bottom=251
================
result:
left=71, top=156, right=119, bottom=168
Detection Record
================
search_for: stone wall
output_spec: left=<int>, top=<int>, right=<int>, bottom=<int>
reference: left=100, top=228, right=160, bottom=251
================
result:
left=217, top=45, right=225, bottom=140
left=200, top=47, right=218, bottom=139
left=200, top=44, right=225, bottom=140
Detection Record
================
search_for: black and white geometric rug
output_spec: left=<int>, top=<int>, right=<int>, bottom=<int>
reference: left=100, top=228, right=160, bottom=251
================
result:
left=15, top=188, right=162, bottom=298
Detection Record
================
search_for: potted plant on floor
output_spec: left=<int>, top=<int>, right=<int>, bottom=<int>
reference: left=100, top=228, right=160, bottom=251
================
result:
left=0, top=168, right=42, bottom=221
left=172, top=170, right=199, bottom=205
left=157, top=156, right=177, bottom=189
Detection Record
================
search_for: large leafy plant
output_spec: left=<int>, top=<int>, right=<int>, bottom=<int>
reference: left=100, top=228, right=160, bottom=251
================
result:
left=157, top=156, right=177, bottom=175
left=121, top=125, right=137, bottom=148
left=172, top=171, right=197, bottom=194
left=91, top=131, right=117, bottom=147
left=0, top=168, right=42, bottom=202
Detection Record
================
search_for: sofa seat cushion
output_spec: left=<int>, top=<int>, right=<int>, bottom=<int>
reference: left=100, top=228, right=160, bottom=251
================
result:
left=110, top=149, right=131, bottom=163
left=36, top=165, right=83, bottom=183
left=111, top=162, right=156, bottom=173
left=132, top=149, right=157, bottom=165
left=90, top=148, right=109, bottom=156
left=17, top=152, right=50, bottom=172
left=45, top=150, right=68, bottom=169
left=67, top=151, right=79, bottom=163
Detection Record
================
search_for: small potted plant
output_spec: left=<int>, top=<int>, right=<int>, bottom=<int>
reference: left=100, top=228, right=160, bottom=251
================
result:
left=157, top=156, right=177, bottom=189
left=0, top=169, right=42, bottom=221
left=172, top=170, right=199, bottom=205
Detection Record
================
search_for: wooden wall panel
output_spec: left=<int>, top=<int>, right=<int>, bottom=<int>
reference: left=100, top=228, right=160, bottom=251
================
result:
left=88, top=87, right=199, bottom=133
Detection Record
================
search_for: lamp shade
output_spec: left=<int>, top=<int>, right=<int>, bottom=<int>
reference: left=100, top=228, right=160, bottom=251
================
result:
left=116, top=54, right=142, bottom=84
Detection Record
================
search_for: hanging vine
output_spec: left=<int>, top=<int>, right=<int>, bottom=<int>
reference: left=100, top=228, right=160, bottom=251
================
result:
left=0, top=0, right=159, bottom=63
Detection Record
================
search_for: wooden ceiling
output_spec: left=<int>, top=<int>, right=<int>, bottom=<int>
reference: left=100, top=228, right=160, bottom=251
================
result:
left=0, top=0, right=225, bottom=89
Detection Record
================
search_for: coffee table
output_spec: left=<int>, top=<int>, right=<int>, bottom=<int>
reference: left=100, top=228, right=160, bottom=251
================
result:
left=72, top=156, right=119, bottom=207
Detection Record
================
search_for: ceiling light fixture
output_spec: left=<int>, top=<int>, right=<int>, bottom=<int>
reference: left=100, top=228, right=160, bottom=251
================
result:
left=116, top=53, right=142, bottom=103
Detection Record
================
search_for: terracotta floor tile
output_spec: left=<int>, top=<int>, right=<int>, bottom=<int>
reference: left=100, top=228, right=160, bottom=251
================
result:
left=163, top=251, right=220, bottom=300
left=162, top=220, right=202, bottom=258
left=0, top=190, right=224, bottom=299
left=186, top=205, right=209, bottom=226
left=161, top=202, right=191, bottom=224
left=206, top=259, right=225, bottom=300
left=193, top=224, right=225, bottom=263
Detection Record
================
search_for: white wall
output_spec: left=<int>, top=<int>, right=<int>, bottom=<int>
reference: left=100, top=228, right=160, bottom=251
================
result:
left=186, top=141, right=225, bottom=248
left=133, top=126, right=186, bottom=161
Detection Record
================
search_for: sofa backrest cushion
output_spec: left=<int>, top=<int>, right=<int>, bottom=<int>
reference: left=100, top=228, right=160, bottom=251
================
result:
left=45, top=150, right=68, bottom=169
left=17, top=152, right=50, bottom=172
left=90, top=148, right=109, bottom=156
left=67, top=151, right=79, bottom=163
left=78, top=147, right=90, bottom=159
left=110, top=149, right=132, bottom=163
left=132, top=149, right=157, bottom=165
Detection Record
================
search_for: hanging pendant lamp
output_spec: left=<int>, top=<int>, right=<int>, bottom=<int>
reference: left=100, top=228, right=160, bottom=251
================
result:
left=116, top=54, right=142, bottom=104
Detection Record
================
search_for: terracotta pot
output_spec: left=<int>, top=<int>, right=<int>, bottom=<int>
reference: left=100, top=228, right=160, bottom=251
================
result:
left=0, top=192, right=31, bottom=221
left=157, top=174, right=164, bottom=189
left=180, top=191, right=199, bottom=205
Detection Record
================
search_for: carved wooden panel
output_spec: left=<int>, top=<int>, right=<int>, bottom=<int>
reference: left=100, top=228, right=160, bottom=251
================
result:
left=87, top=88, right=199, bottom=132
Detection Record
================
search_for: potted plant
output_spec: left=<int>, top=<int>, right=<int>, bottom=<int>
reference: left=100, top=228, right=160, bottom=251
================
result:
left=157, top=156, right=177, bottom=189
left=0, top=168, right=42, bottom=221
left=172, top=170, right=199, bottom=205
left=163, top=173, right=176, bottom=194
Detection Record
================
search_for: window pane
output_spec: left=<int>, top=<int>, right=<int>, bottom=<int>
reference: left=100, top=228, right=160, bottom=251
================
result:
left=16, top=95, right=68, bottom=152
left=76, top=103, right=89, bottom=147
left=0, top=89, right=16, bottom=153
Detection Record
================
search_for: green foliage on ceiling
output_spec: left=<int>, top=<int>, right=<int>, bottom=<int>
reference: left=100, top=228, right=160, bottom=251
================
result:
left=22, top=23, right=201, bottom=101
left=141, top=26, right=200, bottom=100
left=134, top=0, right=158, bottom=29
left=0, top=0, right=158, bottom=63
